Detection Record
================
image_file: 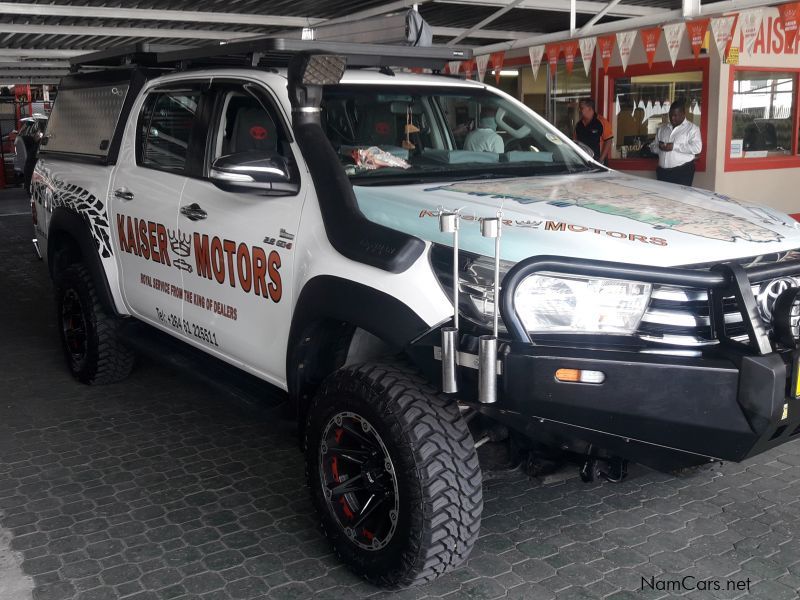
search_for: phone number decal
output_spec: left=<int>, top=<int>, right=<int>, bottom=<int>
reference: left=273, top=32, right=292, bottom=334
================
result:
left=155, top=307, right=220, bottom=347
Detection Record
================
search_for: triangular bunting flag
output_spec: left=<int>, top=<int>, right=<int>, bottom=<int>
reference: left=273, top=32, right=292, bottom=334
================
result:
left=739, top=9, right=764, bottom=55
left=686, top=18, right=710, bottom=59
left=616, top=30, right=637, bottom=72
left=528, top=46, right=544, bottom=81
left=662, top=22, right=685, bottom=66
left=597, top=35, right=615, bottom=71
left=641, top=26, right=662, bottom=68
left=563, top=40, right=579, bottom=74
left=462, top=59, right=474, bottom=79
left=490, top=51, right=505, bottom=84
left=578, top=37, right=596, bottom=76
left=779, top=2, right=800, bottom=51
left=475, top=54, right=489, bottom=82
left=545, top=43, right=560, bottom=76
left=711, top=14, right=739, bottom=62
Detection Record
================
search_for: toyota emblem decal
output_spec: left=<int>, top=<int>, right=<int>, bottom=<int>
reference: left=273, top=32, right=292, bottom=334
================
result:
left=756, top=278, right=797, bottom=321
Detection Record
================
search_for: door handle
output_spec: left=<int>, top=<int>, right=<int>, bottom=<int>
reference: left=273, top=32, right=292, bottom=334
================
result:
left=114, top=188, right=134, bottom=201
left=180, top=203, right=207, bottom=221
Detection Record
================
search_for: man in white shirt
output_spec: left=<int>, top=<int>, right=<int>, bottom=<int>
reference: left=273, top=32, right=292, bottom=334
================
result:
left=649, top=100, right=702, bottom=186
left=464, top=107, right=504, bottom=154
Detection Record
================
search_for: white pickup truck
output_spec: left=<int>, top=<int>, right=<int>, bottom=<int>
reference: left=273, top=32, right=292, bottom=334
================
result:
left=31, top=39, right=800, bottom=587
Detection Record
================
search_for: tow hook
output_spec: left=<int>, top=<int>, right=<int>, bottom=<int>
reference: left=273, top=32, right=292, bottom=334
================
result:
left=580, top=445, right=628, bottom=483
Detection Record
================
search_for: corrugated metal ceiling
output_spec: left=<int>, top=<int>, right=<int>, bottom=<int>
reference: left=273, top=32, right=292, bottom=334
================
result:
left=0, top=0, right=697, bottom=82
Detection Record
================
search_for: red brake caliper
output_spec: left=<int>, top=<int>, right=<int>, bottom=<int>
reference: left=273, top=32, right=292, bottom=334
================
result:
left=330, top=442, right=354, bottom=520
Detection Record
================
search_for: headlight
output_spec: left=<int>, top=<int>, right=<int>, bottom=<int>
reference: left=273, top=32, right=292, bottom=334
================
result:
left=514, top=274, right=651, bottom=334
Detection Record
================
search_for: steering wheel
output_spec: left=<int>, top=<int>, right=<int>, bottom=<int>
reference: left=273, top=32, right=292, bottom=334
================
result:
left=496, top=107, right=532, bottom=140
left=504, top=137, right=533, bottom=152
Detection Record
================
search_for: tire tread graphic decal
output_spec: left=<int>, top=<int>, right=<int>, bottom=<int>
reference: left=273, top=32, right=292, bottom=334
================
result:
left=34, top=178, right=113, bottom=259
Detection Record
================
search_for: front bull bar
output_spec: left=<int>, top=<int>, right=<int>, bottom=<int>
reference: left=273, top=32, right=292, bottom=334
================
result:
left=498, top=255, right=800, bottom=355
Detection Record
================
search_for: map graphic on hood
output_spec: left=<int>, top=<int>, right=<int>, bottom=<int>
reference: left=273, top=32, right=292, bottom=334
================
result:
left=353, top=172, right=800, bottom=267
left=428, top=176, right=783, bottom=244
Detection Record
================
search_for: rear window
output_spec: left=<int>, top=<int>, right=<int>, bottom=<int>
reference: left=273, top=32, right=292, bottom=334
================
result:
left=41, top=84, right=129, bottom=157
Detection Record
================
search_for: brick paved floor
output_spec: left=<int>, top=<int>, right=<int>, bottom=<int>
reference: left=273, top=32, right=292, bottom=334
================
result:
left=2, top=188, right=800, bottom=600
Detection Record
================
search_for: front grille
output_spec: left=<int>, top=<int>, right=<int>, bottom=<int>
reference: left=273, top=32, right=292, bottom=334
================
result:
left=637, top=286, right=748, bottom=347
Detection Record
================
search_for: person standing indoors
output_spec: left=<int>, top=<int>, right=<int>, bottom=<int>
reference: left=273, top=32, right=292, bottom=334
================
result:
left=650, top=100, right=702, bottom=186
left=574, top=98, right=613, bottom=164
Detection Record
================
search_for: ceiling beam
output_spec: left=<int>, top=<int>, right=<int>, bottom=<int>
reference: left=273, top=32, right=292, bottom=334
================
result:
left=579, top=0, right=622, bottom=34
left=447, top=0, right=526, bottom=45
left=0, top=3, right=325, bottom=27
left=0, top=61, right=70, bottom=68
left=476, top=0, right=779, bottom=54
left=0, top=24, right=258, bottom=41
left=683, top=0, right=702, bottom=18
left=0, top=49, right=87, bottom=58
left=320, top=0, right=427, bottom=27
left=432, top=26, right=534, bottom=40
left=0, top=69, right=67, bottom=77
left=432, top=0, right=662, bottom=17
left=0, top=79, right=60, bottom=85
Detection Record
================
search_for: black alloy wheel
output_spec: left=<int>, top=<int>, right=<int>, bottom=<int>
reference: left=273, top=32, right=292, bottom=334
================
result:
left=61, top=288, right=88, bottom=365
left=319, top=411, right=400, bottom=551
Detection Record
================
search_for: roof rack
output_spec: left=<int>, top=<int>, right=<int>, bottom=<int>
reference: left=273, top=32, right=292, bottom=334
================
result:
left=70, top=38, right=472, bottom=71
left=68, top=43, right=187, bottom=69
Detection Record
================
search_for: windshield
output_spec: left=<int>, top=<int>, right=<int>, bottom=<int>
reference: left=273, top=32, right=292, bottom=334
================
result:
left=321, top=84, right=597, bottom=183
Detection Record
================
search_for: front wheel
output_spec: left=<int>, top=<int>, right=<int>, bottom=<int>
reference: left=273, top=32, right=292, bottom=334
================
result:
left=305, top=361, right=483, bottom=587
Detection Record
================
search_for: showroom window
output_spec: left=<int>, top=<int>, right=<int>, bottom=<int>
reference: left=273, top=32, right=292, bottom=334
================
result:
left=515, top=59, right=591, bottom=135
left=606, top=62, right=707, bottom=170
left=727, top=68, right=800, bottom=170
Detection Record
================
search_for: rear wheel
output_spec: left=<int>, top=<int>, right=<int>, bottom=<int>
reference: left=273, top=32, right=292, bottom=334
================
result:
left=55, top=263, right=134, bottom=385
left=305, top=360, right=482, bottom=587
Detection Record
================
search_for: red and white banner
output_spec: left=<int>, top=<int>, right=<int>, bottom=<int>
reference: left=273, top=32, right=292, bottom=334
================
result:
left=562, top=39, right=580, bottom=74
left=490, top=51, right=505, bottom=84
left=475, top=54, right=489, bottom=82
left=739, top=8, right=764, bottom=55
left=711, top=13, right=739, bottom=61
left=779, top=2, right=800, bottom=51
left=528, top=45, right=545, bottom=80
left=640, top=26, right=662, bottom=68
left=662, top=22, right=685, bottom=66
left=578, top=36, right=596, bottom=76
left=686, top=18, right=710, bottom=59
left=598, top=34, right=615, bottom=71
left=616, top=30, right=637, bottom=72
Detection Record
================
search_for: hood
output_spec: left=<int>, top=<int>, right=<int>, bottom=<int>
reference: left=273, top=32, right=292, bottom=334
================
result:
left=353, top=172, right=800, bottom=267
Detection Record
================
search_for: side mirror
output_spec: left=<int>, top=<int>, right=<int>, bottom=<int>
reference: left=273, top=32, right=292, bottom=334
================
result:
left=576, top=141, right=595, bottom=158
left=210, top=151, right=299, bottom=195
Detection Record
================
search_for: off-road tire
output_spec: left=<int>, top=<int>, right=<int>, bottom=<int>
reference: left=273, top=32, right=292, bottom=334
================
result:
left=305, top=360, right=483, bottom=587
left=54, top=263, right=134, bottom=385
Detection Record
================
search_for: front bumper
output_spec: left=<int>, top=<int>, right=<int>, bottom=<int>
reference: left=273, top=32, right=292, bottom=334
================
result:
left=418, top=254, right=800, bottom=471
left=498, top=343, right=797, bottom=469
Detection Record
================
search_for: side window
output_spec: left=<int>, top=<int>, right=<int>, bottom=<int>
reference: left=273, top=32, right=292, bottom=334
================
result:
left=138, top=89, right=203, bottom=174
left=213, top=89, right=287, bottom=161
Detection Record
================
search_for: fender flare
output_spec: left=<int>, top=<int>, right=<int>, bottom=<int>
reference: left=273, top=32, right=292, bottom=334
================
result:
left=48, top=206, right=120, bottom=316
left=286, top=275, right=430, bottom=400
